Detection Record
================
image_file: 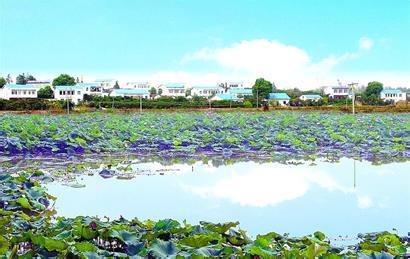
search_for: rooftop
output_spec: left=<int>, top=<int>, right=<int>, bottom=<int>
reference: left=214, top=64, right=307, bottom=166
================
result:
left=211, top=93, right=238, bottom=101
left=381, top=89, right=403, bottom=94
left=269, top=93, right=291, bottom=100
left=111, top=89, right=150, bottom=95
left=228, top=88, right=252, bottom=94
left=163, top=83, right=185, bottom=88
left=4, top=84, right=38, bottom=89
left=192, top=86, right=224, bottom=90
left=301, top=94, right=322, bottom=99
left=55, top=85, right=83, bottom=90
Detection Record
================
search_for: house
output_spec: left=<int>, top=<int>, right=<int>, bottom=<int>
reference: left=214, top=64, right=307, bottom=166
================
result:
left=300, top=94, right=322, bottom=101
left=324, top=86, right=351, bottom=99
left=26, top=80, right=51, bottom=88
left=268, top=93, right=291, bottom=106
left=209, top=93, right=239, bottom=101
left=159, top=83, right=186, bottom=97
left=110, top=89, right=150, bottom=98
left=191, top=86, right=225, bottom=97
left=0, top=84, right=38, bottom=100
left=380, top=89, right=406, bottom=103
left=78, top=83, right=104, bottom=96
left=54, top=85, right=84, bottom=104
left=94, top=79, right=117, bottom=90
left=126, top=82, right=151, bottom=89
left=218, top=82, right=245, bottom=89
left=227, top=88, right=253, bottom=97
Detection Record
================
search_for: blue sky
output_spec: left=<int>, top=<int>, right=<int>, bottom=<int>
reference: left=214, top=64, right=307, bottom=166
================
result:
left=1, top=0, right=409, bottom=88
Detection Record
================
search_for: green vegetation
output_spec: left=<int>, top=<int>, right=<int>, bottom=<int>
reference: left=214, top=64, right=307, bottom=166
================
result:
left=52, top=74, right=75, bottom=86
left=252, top=78, right=275, bottom=100
left=362, top=81, right=386, bottom=105
left=0, top=112, right=408, bottom=163
left=15, top=73, right=36, bottom=85
left=0, top=172, right=408, bottom=257
left=37, top=85, right=54, bottom=99
left=0, top=77, right=6, bottom=88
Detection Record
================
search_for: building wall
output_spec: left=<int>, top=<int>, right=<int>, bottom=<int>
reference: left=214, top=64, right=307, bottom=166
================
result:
left=191, top=88, right=224, bottom=97
left=1, top=88, right=38, bottom=100
left=380, top=92, right=406, bottom=103
left=54, top=89, right=84, bottom=104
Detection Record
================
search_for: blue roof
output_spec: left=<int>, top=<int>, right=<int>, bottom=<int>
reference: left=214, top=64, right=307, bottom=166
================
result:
left=211, top=94, right=238, bottom=100
left=381, top=89, right=402, bottom=94
left=163, top=83, right=185, bottom=88
left=94, top=79, right=115, bottom=82
left=55, top=85, right=83, bottom=90
left=269, top=93, right=291, bottom=100
left=77, top=83, right=99, bottom=87
left=192, top=86, right=224, bottom=90
left=111, top=89, right=149, bottom=95
left=331, top=86, right=349, bottom=89
left=228, top=89, right=252, bottom=94
left=301, top=94, right=322, bottom=99
left=4, top=84, right=38, bottom=89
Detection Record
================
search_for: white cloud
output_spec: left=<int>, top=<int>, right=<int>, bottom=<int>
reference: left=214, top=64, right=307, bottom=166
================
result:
left=357, top=195, right=373, bottom=209
left=183, top=38, right=378, bottom=88
left=359, top=37, right=375, bottom=51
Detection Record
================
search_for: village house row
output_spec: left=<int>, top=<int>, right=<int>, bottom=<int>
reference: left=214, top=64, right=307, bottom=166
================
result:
left=0, top=79, right=406, bottom=105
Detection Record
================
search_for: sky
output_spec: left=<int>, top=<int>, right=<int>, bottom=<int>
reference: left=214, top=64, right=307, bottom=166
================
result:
left=1, top=0, right=409, bottom=89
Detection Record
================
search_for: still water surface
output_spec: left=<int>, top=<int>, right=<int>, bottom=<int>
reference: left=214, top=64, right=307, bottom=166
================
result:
left=46, top=158, right=410, bottom=237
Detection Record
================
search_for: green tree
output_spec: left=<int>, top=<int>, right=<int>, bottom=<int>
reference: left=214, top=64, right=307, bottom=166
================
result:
left=38, top=86, right=54, bottom=99
left=158, top=88, right=163, bottom=95
left=113, top=81, right=120, bottom=89
left=16, top=73, right=27, bottom=85
left=363, top=81, right=383, bottom=105
left=6, top=74, right=13, bottom=84
left=52, top=74, right=75, bottom=86
left=0, top=77, right=6, bottom=88
left=149, top=87, right=157, bottom=95
left=26, top=74, right=36, bottom=81
left=252, top=78, right=275, bottom=100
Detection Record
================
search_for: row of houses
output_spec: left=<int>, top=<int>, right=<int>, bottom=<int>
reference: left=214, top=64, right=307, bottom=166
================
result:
left=0, top=80, right=407, bottom=105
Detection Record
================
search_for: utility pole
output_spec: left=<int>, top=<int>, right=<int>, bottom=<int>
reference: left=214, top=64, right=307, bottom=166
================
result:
left=139, top=96, right=142, bottom=112
left=256, top=89, right=259, bottom=109
left=348, top=82, right=358, bottom=115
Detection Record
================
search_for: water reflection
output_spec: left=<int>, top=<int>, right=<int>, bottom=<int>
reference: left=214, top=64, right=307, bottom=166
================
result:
left=46, top=158, right=410, bottom=237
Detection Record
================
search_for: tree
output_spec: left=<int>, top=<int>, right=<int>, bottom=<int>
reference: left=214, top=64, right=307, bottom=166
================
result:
left=113, top=81, right=120, bottom=89
left=76, top=77, right=80, bottom=84
left=158, top=88, right=163, bottom=95
left=0, top=77, right=6, bottom=88
left=52, top=74, right=75, bottom=86
left=26, top=74, right=36, bottom=81
left=16, top=73, right=27, bottom=85
left=252, top=78, right=274, bottom=100
left=6, top=74, right=13, bottom=84
left=149, top=87, right=157, bottom=95
left=363, top=81, right=383, bottom=105
left=38, top=86, right=54, bottom=99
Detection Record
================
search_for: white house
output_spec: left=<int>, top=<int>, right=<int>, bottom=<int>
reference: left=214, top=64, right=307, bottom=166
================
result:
left=268, top=93, right=291, bottom=106
left=94, top=79, right=117, bottom=90
left=191, top=86, right=225, bottom=97
left=159, top=83, right=186, bottom=97
left=300, top=94, right=322, bottom=101
left=227, top=88, right=253, bottom=97
left=324, top=86, right=351, bottom=99
left=110, top=89, right=150, bottom=98
left=27, top=80, right=51, bottom=89
left=78, top=83, right=104, bottom=96
left=54, top=85, right=84, bottom=104
left=126, top=82, right=151, bottom=89
left=380, top=89, right=406, bottom=103
left=0, top=84, right=38, bottom=100
left=218, top=82, right=245, bottom=89
left=209, top=93, right=239, bottom=101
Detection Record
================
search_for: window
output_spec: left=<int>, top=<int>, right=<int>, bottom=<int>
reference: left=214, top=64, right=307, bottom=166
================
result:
left=77, top=91, right=81, bottom=95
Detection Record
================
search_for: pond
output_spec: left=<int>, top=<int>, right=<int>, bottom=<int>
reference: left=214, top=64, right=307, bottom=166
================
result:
left=46, top=157, right=410, bottom=238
